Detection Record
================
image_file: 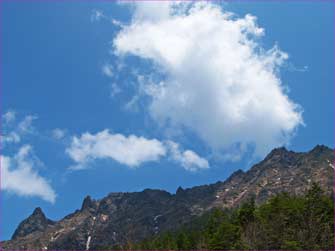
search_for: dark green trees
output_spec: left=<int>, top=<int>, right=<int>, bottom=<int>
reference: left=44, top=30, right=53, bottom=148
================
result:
left=135, top=183, right=333, bottom=250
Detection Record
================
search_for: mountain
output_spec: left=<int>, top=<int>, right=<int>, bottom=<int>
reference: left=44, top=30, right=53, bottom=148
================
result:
left=11, top=207, right=55, bottom=240
left=1, top=145, right=333, bottom=250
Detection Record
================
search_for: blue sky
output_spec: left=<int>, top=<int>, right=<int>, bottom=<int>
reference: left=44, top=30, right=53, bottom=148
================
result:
left=1, top=1, right=334, bottom=240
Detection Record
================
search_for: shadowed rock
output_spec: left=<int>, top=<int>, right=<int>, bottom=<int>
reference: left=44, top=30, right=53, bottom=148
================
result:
left=12, top=207, right=54, bottom=240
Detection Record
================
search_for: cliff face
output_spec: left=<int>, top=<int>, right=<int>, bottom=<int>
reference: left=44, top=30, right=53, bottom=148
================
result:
left=2, top=145, right=333, bottom=250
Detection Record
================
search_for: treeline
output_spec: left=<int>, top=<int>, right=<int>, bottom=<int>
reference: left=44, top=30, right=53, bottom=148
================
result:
left=105, top=183, right=334, bottom=250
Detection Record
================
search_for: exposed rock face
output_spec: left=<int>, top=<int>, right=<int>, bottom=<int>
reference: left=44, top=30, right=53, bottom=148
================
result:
left=11, top=207, right=54, bottom=240
left=212, top=145, right=334, bottom=208
left=81, top=196, right=98, bottom=213
left=2, top=145, right=333, bottom=250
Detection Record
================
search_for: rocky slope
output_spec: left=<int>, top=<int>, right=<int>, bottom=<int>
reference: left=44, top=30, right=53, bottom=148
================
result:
left=1, top=145, right=333, bottom=250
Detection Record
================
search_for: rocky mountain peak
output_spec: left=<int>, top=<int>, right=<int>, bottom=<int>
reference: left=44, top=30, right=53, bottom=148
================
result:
left=310, top=144, right=332, bottom=155
left=176, top=186, right=184, bottom=194
left=32, top=207, right=44, bottom=216
left=12, top=207, right=54, bottom=240
left=262, top=146, right=299, bottom=166
left=266, top=146, right=288, bottom=158
left=81, top=195, right=96, bottom=211
left=229, top=169, right=244, bottom=179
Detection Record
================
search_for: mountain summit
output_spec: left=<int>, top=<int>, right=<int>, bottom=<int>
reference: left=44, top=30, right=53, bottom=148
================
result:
left=2, top=145, right=333, bottom=250
left=11, top=207, right=54, bottom=240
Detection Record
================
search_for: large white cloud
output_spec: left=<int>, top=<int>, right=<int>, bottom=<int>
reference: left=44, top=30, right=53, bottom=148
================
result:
left=66, top=130, right=208, bottom=171
left=113, top=2, right=303, bottom=158
left=1, top=145, right=56, bottom=203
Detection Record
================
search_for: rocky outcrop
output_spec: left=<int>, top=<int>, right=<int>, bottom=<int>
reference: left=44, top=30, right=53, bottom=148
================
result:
left=11, top=207, right=55, bottom=240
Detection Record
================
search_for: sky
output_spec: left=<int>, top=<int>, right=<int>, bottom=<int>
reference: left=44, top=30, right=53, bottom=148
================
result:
left=1, top=0, right=334, bottom=241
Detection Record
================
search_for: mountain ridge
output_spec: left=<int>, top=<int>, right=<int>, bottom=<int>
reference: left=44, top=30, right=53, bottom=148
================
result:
left=1, top=145, right=333, bottom=250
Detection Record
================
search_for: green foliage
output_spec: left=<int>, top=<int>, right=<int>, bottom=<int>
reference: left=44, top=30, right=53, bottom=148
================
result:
left=110, top=184, right=334, bottom=250
left=237, top=197, right=255, bottom=226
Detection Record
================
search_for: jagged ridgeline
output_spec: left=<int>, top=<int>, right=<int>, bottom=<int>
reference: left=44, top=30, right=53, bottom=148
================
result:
left=1, top=145, right=334, bottom=250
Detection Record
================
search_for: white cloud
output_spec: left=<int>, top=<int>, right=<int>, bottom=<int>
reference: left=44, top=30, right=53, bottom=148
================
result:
left=126, top=1, right=174, bottom=22
left=111, top=18, right=123, bottom=28
left=113, top=2, right=304, bottom=158
left=1, top=145, right=56, bottom=203
left=1, top=112, right=37, bottom=146
left=52, top=128, right=66, bottom=140
left=17, top=115, right=37, bottom=134
left=3, top=110, right=16, bottom=124
left=66, top=130, right=167, bottom=169
left=66, top=130, right=208, bottom=171
left=286, top=62, right=309, bottom=72
left=110, top=83, right=122, bottom=97
left=166, top=141, right=209, bottom=171
left=91, top=9, right=105, bottom=22
left=1, top=132, right=21, bottom=144
left=102, top=64, right=114, bottom=77
left=1, top=111, right=56, bottom=202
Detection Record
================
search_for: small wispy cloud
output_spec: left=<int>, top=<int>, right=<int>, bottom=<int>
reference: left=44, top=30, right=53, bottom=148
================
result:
left=91, top=8, right=124, bottom=28
left=3, top=110, right=16, bottom=124
left=110, top=83, right=122, bottom=97
left=91, top=9, right=106, bottom=23
left=1, top=111, right=37, bottom=146
left=285, top=62, right=309, bottom=72
left=166, top=141, right=209, bottom=171
left=66, top=130, right=209, bottom=171
left=111, top=18, right=123, bottom=28
left=17, top=115, right=37, bottom=135
left=124, top=94, right=140, bottom=111
left=102, top=63, right=114, bottom=77
left=52, top=128, right=66, bottom=140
